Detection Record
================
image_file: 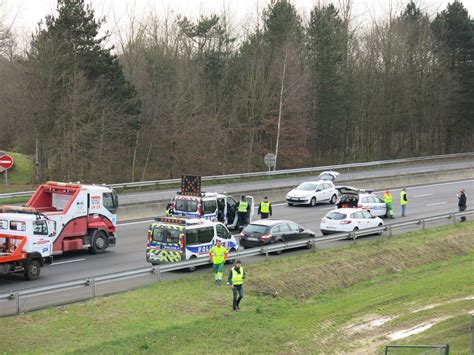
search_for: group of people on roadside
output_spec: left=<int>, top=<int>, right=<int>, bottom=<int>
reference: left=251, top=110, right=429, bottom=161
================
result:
left=383, top=187, right=468, bottom=222
left=209, top=240, right=245, bottom=311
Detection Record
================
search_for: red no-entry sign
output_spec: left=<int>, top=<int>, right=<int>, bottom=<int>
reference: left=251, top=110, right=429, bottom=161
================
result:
left=0, top=154, right=14, bottom=170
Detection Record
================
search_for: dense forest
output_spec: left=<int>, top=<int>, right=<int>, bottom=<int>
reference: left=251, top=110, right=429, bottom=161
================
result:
left=0, top=0, right=472, bottom=183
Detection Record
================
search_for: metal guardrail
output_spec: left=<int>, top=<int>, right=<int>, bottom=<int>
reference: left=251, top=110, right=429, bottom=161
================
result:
left=1, top=152, right=473, bottom=200
left=0, top=209, right=472, bottom=317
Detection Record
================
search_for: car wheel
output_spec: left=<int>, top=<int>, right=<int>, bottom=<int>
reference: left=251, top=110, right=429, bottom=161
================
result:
left=272, top=241, right=284, bottom=255
left=330, top=194, right=337, bottom=204
left=350, top=227, right=359, bottom=240
left=226, top=248, right=236, bottom=264
left=24, top=259, right=41, bottom=281
left=305, top=236, right=314, bottom=249
left=377, top=223, right=383, bottom=235
left=310, top=197, right=317, bottom=207
left=188, top=255, right=197, bottom=272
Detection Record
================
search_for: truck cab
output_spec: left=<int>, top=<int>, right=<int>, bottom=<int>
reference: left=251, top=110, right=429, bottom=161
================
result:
left=0, top=214, right=54, bottom=280
left=0, top=181, right=119, bottom=256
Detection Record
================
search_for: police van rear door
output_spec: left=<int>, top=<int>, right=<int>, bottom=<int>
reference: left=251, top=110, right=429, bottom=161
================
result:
left=201, top=198, right=218, bottom=221
left=148, top=223, right=184, bottom=263
left=245, top=196, right=255, bottom=223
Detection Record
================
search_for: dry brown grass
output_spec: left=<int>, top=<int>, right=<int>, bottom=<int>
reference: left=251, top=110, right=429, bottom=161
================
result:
left=246, top=224, right=474, bottom=299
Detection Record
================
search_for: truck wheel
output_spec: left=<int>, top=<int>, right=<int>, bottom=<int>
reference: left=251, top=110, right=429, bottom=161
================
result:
left=90, top=231, right=107, bottom=254
left=24, top=259, right=41, bottom=281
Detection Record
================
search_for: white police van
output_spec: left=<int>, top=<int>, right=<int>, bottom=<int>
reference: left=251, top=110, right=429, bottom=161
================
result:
left=146, top=217, right=239, bottom=271
left=171, top=192, right=254, bottom=230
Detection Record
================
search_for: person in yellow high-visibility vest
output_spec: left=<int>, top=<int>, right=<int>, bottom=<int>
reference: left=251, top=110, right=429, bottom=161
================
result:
left=258, top=196, right=272, bottom=219
left=227, top=260, right=245, bottom=311
left=209, top=240, right=228, bottom=285
left=400, top=188, right=408, bottom=217
left=384, top=190, right=394, bottom=219
left=237, top=195, right=250, bottom=229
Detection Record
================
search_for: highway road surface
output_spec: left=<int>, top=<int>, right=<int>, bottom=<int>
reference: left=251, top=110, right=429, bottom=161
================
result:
left=118, top=159, right=474, bottom=204
left=0, top=177, right=472, bottom=293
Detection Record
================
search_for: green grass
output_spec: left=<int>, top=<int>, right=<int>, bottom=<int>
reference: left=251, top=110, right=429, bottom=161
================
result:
left=0, top=223, right=473, bottom=354
left=0, top=152, right=35, bottom=194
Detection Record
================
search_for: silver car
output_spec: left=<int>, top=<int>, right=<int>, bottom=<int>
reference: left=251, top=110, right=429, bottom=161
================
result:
left=335, top=186, right=387, bottom=217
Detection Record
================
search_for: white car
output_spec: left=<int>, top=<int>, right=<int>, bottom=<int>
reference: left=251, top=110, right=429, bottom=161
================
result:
left=335, top=186, right=387, bottom=217
left=318, top=171, right=339, bottom=182
left=286, top=181, right=339, bottom=206
left=320, top=208, right=384, bottom=235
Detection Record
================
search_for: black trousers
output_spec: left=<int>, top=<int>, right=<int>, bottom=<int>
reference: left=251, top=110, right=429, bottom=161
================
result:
left=259, top=213, right=269, bottom=219
left=237, top=212, right=246, bottom=227
left=232, top=285, right=244, bottom=310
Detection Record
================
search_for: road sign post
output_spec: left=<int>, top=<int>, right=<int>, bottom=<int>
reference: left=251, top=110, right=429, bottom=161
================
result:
left=0, top=153, right=14, bottom=186
left=264, top=153, right=276, bottom=172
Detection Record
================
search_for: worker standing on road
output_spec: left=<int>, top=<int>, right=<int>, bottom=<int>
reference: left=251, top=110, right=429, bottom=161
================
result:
left=400, top=188, right=408, bottom=217
left=258, top=196, right=272, bottom=219
left=209, top=240, right=228, bottom=285
left=227, top=260, right=245, bottom=311
left=237, top=196, right=250, bottom=229
left=165, top=202, right=173, bottom=216
left=384, top=190, right=395, bottom=219
left=458, top=189, right=467, bottom=222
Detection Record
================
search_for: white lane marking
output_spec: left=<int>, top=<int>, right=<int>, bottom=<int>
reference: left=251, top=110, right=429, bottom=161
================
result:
left=321, top=207, right=335, bottom=210
left=374, top=179, right=474, bottom=193
left=272, top=203, right=287, bottom=207
left=413, top=194, right=433, bottom=198
left=52, top=258, right=86, bottom=266
left=118, top=220, right=153, bottom=226
left=426, top=202, right=447, bottom=207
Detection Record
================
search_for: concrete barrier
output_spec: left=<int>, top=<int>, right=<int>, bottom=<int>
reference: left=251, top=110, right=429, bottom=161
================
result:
left=116, top=168, right=474, bottom=221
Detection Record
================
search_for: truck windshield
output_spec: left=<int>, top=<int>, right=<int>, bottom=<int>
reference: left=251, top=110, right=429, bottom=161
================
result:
left=103, top=193, right=117, bottom=214
left=175, top=199, right=198, bottom=213
left=152, top=226, right=181, bottom=243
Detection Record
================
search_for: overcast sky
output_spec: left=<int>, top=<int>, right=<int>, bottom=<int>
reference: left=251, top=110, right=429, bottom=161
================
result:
left=4, top=0, right=474, bottom=44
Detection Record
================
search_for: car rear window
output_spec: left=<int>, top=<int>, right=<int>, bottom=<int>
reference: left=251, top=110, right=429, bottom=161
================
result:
left=243, top=224, right=270, bottom=234
left=326, top=212, right=347, bottom=220
left=175, top=198, right=198, bottom=212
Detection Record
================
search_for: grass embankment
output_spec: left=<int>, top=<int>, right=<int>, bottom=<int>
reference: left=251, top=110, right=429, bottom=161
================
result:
left=1, top=223, right=473, bottom=354
left=0, top=152, right=34, bottom=198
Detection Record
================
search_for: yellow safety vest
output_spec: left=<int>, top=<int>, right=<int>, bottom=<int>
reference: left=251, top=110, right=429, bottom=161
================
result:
left=231, top=267, right=244, bottom=285
left=238, top=201, right=248, bottom=213
left=260, top=201, right=270, bottom=213
left=210, top=245, right=227, bottom=264
left=400, top=191, right=408, bottom=205
left=384, top=193, right=392, bottom=204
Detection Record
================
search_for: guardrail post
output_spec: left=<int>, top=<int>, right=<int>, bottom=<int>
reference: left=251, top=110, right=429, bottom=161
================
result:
left=422, top=219, right=426, bottom=230
left=352, top=232, right=356, bottom=243
left=9, top=291, right=19, bottom=315
left=470, top=314, right=474, bottom=354
left=452, top=213, right=456, bottom=225
left=153, top=265, right=161, bottom=281
left=264, top=247, right=269, bottom=261
left=91, top=279, right=96, bottom=298
left=312, top=239, right=317, bottom=253
left=388, top=225, right=393, bottom=237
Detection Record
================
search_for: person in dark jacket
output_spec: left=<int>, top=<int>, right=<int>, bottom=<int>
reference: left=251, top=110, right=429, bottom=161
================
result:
left=227, top=260, right=245, bottom=311
left=458, top=189, right=467, bottom=222
left=258, top=196, right=272, bottom=219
